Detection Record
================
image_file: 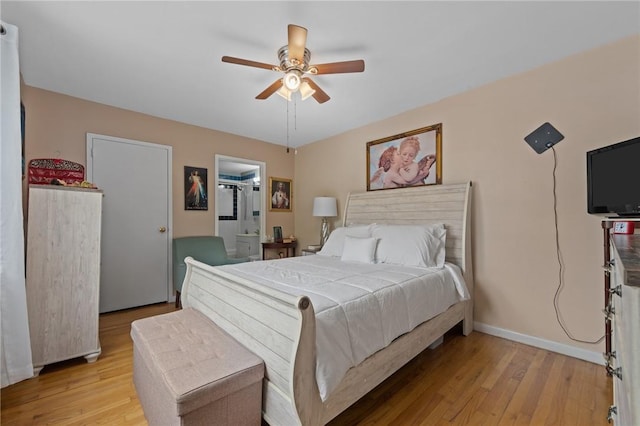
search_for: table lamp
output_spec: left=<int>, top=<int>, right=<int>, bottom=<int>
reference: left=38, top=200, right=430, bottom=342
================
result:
left=313, top=197, right=337, bottom=246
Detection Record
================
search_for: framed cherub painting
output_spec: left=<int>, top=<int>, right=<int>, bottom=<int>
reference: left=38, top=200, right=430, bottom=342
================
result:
left=366, top=123, right=442, bottom=191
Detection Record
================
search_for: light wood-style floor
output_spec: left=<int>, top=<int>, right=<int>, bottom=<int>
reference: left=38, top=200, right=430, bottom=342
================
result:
left=1, top=303, right=612, bottom=425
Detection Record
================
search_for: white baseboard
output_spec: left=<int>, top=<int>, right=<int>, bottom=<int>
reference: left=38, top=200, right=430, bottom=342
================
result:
left=473, top=322, right=604, bottom=365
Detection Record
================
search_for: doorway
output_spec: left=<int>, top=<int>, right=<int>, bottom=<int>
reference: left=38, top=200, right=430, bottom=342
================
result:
left=214, top=155, right=265, bottom=257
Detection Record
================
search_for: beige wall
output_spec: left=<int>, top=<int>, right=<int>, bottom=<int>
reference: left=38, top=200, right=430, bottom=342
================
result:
left=294, top=35, right=640, bottom=353
left=20, top=87, right=295, bottom=238
left=20, top=35, right=639, bottom=355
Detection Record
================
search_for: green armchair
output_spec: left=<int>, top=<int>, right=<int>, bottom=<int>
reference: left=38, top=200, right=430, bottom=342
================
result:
left=173, top=236, right=248, bottom=307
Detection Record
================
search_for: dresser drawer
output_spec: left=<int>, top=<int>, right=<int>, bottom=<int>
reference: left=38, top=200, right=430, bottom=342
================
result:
left=611, top=372, right=632, bottom=425
left=610, top=251, right=625, bottom=317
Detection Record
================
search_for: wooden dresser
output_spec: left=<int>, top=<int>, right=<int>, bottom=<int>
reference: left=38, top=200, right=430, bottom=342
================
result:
left=25, top=185, right=103, bottom=375
left=606, top=234, right=640, bottom=425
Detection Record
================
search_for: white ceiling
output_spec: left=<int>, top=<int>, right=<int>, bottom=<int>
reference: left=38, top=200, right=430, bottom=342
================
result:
left=2, top=1, right=639, bottom=148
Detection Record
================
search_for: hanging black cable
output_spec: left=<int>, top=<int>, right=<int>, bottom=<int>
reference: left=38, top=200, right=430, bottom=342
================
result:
left=550, top=146, right=604, bottom=344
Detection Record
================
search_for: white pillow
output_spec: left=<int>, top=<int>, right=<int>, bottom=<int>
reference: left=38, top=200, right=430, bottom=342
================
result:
left=341, top=236, right=378, bottom=263
left=317, top=225, right=373, bottom=257
left=372, top=224, right=446, bottom=268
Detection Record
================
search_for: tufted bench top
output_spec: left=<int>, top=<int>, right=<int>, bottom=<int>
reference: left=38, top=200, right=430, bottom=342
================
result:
left=131, top=308, right=264, bottom=417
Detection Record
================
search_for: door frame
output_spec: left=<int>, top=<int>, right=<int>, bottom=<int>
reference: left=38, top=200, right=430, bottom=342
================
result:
left=86, top=133, right=174, bottom=304
left=214, top=155, right=266, bottom=245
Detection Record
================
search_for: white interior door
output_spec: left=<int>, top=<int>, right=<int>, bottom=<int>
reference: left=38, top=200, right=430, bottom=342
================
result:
left=86, top=133, right=172, bottom=313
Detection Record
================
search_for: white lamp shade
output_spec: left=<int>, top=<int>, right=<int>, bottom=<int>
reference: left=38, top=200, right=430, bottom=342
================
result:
left=283, top=71, right=301, bottom=91
left=276, top=86, right=292, bottom=101
left=299, top=81, right=316, bottom=101
left=313, top=197, right=337, bottom=217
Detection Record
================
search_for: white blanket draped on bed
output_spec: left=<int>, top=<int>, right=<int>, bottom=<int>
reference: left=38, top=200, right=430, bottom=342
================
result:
left=217, top=255, right=469, bottom=400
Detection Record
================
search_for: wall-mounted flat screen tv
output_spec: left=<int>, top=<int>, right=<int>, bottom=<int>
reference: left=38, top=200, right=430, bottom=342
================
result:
left=587, top=136, right=640, bottom=216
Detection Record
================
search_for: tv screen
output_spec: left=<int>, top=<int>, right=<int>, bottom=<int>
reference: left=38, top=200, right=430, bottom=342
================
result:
left=587, top=136, right=640, bottom=216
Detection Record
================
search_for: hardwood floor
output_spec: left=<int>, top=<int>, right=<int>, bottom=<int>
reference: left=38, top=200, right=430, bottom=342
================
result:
left=1, top=303, right=176, bottom=425
left=1, top=304, right=612, bottom=425
left=329, top=326, right=612, bottom=426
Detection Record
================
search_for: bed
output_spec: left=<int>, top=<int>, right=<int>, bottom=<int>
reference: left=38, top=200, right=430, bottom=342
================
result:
left=181, top=182, right=473, bottom=425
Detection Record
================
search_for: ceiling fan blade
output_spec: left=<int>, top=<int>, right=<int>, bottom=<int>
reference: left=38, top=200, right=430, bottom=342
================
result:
left=256, top=79, right=283, bottom=100
left=312, top=60, right=365, bottom=75
left=302, top=78, right=330, bottom=104
left=288, top=24, right=308, bottom=63
left=222, top=56, right=276, bottom=71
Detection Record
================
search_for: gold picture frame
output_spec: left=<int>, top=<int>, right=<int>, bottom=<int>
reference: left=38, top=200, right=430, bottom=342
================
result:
left=366, top=123, right=442, bottom=191
left=269, top=177, right=292, bottom=212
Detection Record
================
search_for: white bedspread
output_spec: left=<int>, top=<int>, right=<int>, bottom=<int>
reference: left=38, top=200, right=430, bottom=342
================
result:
left=218, top=255, right=469, bottom=400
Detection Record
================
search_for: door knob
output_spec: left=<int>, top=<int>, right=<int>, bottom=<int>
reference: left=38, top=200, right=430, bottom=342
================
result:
left=159, top=227, right=166, bottom=233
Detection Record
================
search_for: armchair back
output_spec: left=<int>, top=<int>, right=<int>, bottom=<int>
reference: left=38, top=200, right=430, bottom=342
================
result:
left=173, top=236, right=248, bottom=293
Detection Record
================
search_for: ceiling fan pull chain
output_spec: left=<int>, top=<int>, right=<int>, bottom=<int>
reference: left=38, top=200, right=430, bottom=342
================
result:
left=286, top=100, right=290, bottom=153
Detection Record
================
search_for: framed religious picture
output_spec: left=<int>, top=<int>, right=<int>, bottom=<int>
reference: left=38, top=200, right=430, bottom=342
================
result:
left=366, top=123, right=442, bottom=191
left=269, top=177, right=292, bottom=212
left=184, top=166, right=208, bottom=210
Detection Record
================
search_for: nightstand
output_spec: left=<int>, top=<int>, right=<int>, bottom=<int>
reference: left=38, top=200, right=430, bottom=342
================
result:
left=262, top=241, right=297, bottom=260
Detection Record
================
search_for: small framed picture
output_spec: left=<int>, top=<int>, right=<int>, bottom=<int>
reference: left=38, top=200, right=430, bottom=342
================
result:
left=269, top=177, right=292, bottom=212
left=273, top=226, right=283, bottom=243
left=184, top=166, right=208, bottom=210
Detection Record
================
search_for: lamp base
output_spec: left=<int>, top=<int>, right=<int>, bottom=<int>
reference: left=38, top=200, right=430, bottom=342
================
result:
left=320, top=218, right=330, bottom=246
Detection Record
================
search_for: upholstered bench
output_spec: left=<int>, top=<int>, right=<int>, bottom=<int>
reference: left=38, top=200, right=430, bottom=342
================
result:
left=131, top=308, right=264, bottom=426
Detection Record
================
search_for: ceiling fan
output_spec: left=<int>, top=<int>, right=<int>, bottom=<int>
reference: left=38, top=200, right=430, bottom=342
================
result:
left=222, top=24, right=365, bottom=104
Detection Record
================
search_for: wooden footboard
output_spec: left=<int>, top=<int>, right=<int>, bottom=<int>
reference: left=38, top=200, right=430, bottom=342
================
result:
left=181, top=257, right=323, bottom=426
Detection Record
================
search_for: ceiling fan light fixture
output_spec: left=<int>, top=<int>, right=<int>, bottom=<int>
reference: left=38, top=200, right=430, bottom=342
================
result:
left=276, top=85, right=292, bottom=101
left=283, top=71, right=301, bottom=91
left=299, top=81, right=316, bottom=101
left=222, top=24, right=364, bottom=104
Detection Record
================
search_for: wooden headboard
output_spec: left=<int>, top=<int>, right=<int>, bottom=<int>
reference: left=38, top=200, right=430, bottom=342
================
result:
left=343, top=182, right=473, bottom=284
